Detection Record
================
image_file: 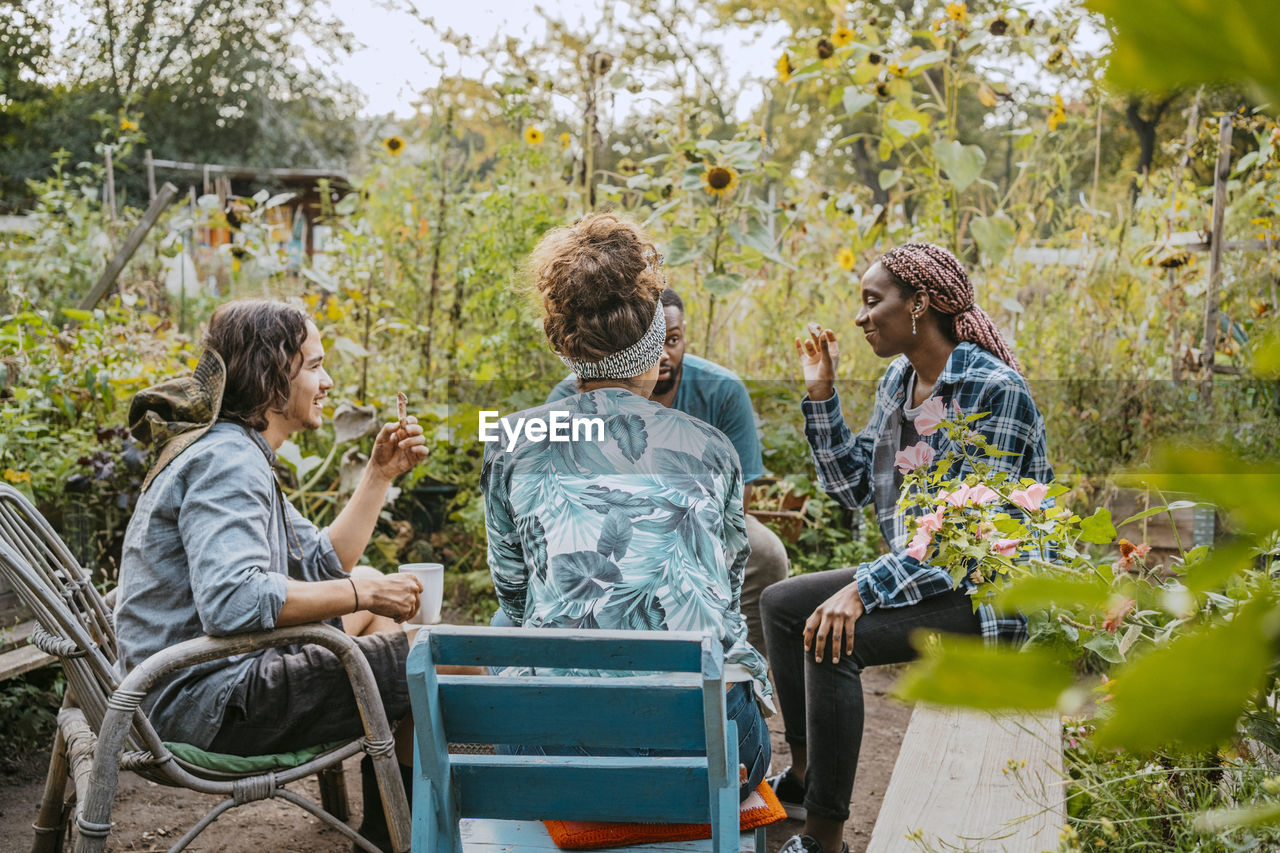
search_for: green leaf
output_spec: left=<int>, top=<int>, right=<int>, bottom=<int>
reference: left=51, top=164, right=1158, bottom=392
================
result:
left=331, top=336, right=370, bottom=359
left=878, top=169, right=901, bottom=190
left=1086, top=0, right=1280, bottom=108
left=970, top=213, right=1016, bottom=264
left=726, top=218, right=792, bottom=267
left=842, top=89, right=875, bottom=117
left=895, top=632, right=1074, bottom=711
left=1196, top=802, right=1280, bottom=833
left=906, top=49, right=949, bottom=72
left=702, top=273, right=745, bottom=296
left=62, top=308, right=94, bottom=321
left=1117, top=500, right=1210, bottom=527
left=1128, top=446, right=1280, bottom=536
left=1094, top=592, right=1278, bottom=752
left=1083, top=632, right=1125, bottom=664
left=276, top=440, right=321, bottom=479
left=1183, top=540, right=1254, bottom=594
left=932, top=139, right=987, bottom=193
left=664, top=233, right=703, bottom=266
left=1254, top=323, right=1280, bottom=377
left=996, top=572, right=1113, bottom=613
left=1079, top=507, right=1117, bottom=544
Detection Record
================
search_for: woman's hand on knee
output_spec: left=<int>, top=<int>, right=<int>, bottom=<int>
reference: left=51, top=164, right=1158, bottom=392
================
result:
left=803, top=582, right=864, bottom=664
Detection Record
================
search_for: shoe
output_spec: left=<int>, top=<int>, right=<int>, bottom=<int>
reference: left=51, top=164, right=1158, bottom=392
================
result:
left=353, top=755, right=413, bottom=853
left=777, top=835, right=849, bottom=853
left=765, top=765, right=807, bottom=821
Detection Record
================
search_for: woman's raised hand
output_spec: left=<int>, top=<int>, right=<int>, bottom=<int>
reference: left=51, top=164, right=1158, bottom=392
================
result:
left=795, top=322, right=839, bottom=402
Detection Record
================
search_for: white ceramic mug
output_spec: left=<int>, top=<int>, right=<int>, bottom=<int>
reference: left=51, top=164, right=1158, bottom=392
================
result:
left=398, top=562, right=444, bottom=624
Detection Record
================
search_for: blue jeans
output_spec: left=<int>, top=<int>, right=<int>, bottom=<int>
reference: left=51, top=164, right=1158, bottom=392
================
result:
left=490, top=609, right=770, bottom=800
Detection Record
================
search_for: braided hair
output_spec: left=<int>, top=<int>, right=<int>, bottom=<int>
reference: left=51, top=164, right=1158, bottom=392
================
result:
left=878, top=242, right=1022, bottom=374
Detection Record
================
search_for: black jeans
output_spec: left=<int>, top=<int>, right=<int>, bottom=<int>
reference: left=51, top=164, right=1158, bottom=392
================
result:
left=760, top=570, right=980, bottom=822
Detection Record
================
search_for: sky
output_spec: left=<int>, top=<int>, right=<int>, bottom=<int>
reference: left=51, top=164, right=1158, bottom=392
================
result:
left=329, top=0, right=787, bottom=119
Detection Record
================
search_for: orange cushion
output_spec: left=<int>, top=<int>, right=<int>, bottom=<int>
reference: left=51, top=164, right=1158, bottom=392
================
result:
left=542, top=779, right=786, bottom=850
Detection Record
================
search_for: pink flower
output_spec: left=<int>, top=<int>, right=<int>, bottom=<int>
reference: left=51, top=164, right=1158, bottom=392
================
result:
left=941, top=484, right=971, bottom=507
left=1101, top=598, right=1135, bottom=633
left=1116, top=540, right=1152, bottom=571
left=905, top=526, right=932, bottom=560
left=975, top=522, right=996, bottom=540
left=914, top=397, right=948, bottom=436
left=894, top=441, right=935, bottom=474
left=968, top=485, right=999, bottom=505
left=1009, top=482, right=1050, bottom=513
left=917, top=508, right=945, bottom=533
left=991, top=538, right=1021, bottom=556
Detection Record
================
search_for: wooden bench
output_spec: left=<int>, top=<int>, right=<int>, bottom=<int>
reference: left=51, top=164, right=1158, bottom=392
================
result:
left=406, top=625, right=769, bottom=853
left=866, top=705, right=1064, bottom=852
left=0, top=618, right=56, bottom=681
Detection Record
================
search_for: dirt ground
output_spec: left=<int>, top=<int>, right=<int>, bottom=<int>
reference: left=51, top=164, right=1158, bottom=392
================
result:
left=0, top=667, right=909, bottom=853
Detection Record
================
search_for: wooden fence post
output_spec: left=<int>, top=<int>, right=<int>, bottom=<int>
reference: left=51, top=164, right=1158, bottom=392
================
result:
left=145, top=149, right=156, bottom=201
left=78, top=182, right=179, bottom=310
left=103, top=147, right=117, bottom=221
left=1200, top=115, right=1233, bottom=405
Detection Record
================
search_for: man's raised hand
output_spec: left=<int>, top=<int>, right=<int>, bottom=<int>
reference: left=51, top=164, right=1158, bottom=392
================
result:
left=370, top=415, right=428, bottom=480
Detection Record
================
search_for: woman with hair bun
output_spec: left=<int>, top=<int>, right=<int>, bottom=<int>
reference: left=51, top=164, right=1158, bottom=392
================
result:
left=481, top=212, right=772, bottom=799
left=762, top=243, right=1054, bottom=853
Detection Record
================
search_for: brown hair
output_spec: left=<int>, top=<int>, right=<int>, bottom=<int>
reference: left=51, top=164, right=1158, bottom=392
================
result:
left=529, top=213, right=666, bottom=362
left=202, top=300, right=311, bottom=430
left=879, top=242, right=1023, bottom=374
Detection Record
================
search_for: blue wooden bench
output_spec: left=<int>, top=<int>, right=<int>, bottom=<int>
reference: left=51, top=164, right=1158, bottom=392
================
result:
left=405, top=625, right=764, bottom=853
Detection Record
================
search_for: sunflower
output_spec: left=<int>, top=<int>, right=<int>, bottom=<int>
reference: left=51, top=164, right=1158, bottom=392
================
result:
left=837, top=248, right=856, bottom=271
left=1047, top=94, right=1066, bottom=132
left=988, top=16, right=1009, bottom=36
left=383, top=135, right=405, bottom=156
left=559, top=131, right=572, bottom=149
left=832, top=26, right=854, bottom=47
left=945, top=2, right=967, bottom=23
left=524, top=127, right=545, bottom=146
left=777, top=52, right=793, bottom=83
left=700, top=165, right=739, bottom=198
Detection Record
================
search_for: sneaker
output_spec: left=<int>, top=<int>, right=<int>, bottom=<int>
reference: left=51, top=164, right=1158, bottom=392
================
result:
left=777, top=835, right=849, bottom=853
left=765, top=766, right=807, bottom=821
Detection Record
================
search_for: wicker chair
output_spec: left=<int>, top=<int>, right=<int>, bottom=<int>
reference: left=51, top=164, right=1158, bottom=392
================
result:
left=0, top=483, right=411, bottom=853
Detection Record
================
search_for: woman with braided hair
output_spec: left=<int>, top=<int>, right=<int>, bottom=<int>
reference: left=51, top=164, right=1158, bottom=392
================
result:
left=761, top=242, right=1053, bottom=853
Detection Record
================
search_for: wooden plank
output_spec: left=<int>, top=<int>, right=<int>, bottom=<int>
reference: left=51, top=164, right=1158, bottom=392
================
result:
left=147, top=157, right=350, bottom=185
left=0, top=617, right=37, bottom=654
left=866, top=706, right=1064, bottom=853
left=428, top=626, right=708, bottom=672
left=459, top=818, right=757, bottom=852
left=453, top=755, right=710, bottom=822
left=438, top=677, right=707, bottom=750
left=0, top=642, right=55, bottom=681
left=1201, top=115, right=1233, bottom=404
left=79, top=182, right=179, bottom=310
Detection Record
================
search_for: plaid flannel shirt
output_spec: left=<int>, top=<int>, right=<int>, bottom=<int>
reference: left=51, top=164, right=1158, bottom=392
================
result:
left=802, top=343, right=1054, bottom=645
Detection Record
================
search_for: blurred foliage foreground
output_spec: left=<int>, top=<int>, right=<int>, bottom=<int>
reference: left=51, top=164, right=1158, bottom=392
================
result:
left=3, top=0, right=1280, bottom=848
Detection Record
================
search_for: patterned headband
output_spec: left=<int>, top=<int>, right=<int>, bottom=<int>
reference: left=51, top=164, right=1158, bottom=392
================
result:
left=558, top=300, right=666, bottom=380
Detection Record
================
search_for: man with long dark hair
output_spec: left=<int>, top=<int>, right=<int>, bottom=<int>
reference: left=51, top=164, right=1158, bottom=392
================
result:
left=116, top=299, right=426, bottom=851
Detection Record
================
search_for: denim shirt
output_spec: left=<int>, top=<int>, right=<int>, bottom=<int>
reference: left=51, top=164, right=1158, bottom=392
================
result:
left=114, top=421, right=345, bottom=748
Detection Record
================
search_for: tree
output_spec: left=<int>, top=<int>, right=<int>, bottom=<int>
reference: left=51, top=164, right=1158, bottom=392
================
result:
left=1, top=0, right=361, bottom=210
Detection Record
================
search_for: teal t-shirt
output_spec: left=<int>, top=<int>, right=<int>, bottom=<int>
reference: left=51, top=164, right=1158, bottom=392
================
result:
left=547, top=354, right=764, bottom=483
